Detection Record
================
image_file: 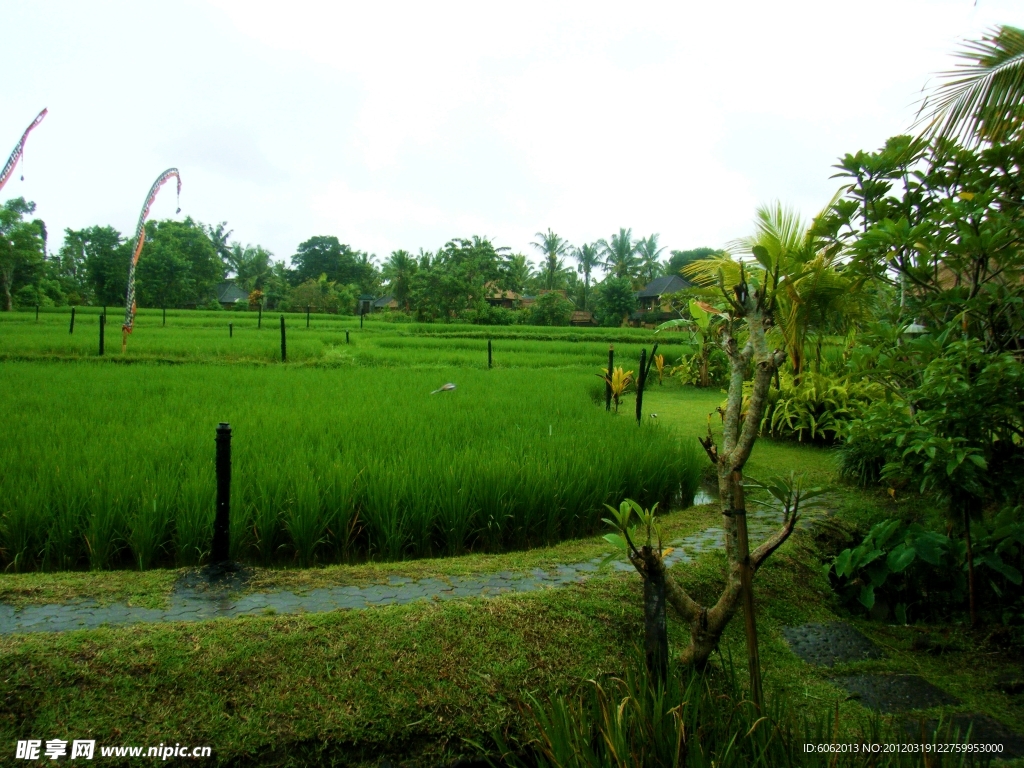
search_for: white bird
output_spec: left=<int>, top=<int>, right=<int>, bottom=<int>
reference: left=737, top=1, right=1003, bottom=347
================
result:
left=650, top=413, right=658, bottom=418
left=430, top=382, right=457, bottom=394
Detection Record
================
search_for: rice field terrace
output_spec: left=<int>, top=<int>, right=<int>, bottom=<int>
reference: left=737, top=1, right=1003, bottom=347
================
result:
left=0, top=306, right=692, bottom=367
left=0, top=308, right=703, bottom=573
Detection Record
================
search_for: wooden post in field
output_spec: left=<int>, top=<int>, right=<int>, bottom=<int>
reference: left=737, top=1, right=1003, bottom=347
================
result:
left=69, top=307, right=75, bottom=334
left=346, top=330, right=350, bottom=344
left=306, top=306, right=310, bottom=328
left=360, top=310, right=364, bottom=329
left=636, top=348, right=647, bottom=424
left=635, top=343, right=657, bottom=424
left=229, top=323, right=233, bottom=338
left=488, top=339, right=492, bottom=369
left=280, top=315, right=286, bottom=362
left=606, top=345, right=614, bottom=411
left=98, top=313, right=105, bottom=356
left=162, top=307, right=166, bottom=326
left=211, top=422, right=232, bottom=563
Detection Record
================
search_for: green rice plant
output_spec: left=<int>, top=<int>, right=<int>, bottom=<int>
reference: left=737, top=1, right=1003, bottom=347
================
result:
left=0, top=361, right=701, bottom=570
left=44, top=470, right=88, bottom=570
left=173, top=467, right=214, bottom=567
left=357, top=459, right=413, bottom=561
left=84, top=475, right=126, bottom=570
left=284, top=467, right=328, bottom=567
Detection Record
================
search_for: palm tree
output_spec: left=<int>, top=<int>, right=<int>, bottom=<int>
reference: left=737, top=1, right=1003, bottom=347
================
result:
left=915, top=24, right=1024, bottom=145
left=531, top=228, right=571, bottom=290
left=598, top=228, right=639, bottom=283
left=206, top=222, right=234, bottom=265
left=501, top=253, right=533, bottom=296
left=685, top=201, right=866, bottom=381
left=635, top=234, right=666, bottom=284
left=382, top=249, right=417, bottom=309
left=573, top=243, right=602, bottom=310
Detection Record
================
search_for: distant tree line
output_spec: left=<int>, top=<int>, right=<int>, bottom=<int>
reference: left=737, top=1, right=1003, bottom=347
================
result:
left=0, top=201, right=718, bottom=324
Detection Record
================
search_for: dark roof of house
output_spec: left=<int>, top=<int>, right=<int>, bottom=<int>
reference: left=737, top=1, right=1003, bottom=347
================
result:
left=373, top=295, right=396, bottom=308
left=216, top=281, right=249, bottom=303
left=636, top=274, right=691, bottom=298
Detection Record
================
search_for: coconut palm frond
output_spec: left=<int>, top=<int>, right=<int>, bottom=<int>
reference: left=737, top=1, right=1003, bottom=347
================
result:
left=914, top=25, right=1024, bottom=145
left=681, top=253, right=744, bottom=290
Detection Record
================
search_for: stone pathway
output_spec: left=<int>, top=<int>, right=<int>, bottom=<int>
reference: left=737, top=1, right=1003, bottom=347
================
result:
left=0, top=508, right=794, bottom=636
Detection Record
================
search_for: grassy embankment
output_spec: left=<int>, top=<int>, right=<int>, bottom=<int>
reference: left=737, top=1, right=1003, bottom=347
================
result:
left=2, top=384, right=1022, bottom=766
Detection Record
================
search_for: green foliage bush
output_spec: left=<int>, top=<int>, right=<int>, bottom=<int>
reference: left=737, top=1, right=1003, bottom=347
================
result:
left=750, top=373, right=882, bottom=443
left=826, top=509, right=1024, bottom=626
left=529, top=292, right=574, bottom=326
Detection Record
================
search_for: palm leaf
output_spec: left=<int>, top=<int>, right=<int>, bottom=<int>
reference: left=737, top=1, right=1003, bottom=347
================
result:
left=915, top=25, right=1024, bottom=145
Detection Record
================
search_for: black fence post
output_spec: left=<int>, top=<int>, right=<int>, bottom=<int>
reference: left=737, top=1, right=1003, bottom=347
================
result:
left=360, top=310, right=364, bottom=329
left=162, top=307, right=166, bottom=327
left=605, top=345, right=614, bottom=411
left=488, top=338, right=492, bottom=369
left=69, top=307, right=75, bottom=335
left=98, top=313, right=105, bottom=356
left=306, top=306, right=311, bottom=328
left=211, top=423, right=232, bottom=563
left=345, top=330, right=350, bottom=344
left=636, top=348, right=647, bottom=424
left=280, top=315, right=287, bottom=362
left=229, top=323, right=233, bottom=338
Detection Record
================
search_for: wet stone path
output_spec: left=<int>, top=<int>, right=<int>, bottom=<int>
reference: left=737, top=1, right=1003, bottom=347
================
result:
left=0, top=508, right=798, bottom=636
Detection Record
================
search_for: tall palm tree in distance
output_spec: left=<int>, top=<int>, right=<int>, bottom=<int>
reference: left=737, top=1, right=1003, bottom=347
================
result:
left=573, top=243, right=602, bottom=310
left=636, top=234, right=666, bottom=285
left=382, top=249, right=417, bottom=309
left=598, top=227, right=639, bottom=283
left=915, top=24, right=1024, bottom=145
left=531, top=228, right=571, bottom=290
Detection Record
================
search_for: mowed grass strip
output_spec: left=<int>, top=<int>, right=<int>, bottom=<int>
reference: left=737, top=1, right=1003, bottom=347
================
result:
left=0, top=362, right=702, bottom=572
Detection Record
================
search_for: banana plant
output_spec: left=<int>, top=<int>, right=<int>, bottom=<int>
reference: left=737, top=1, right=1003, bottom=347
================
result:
left=656, top=299, right=726, bottom=387
left=598, top=366, right=634, bottom=413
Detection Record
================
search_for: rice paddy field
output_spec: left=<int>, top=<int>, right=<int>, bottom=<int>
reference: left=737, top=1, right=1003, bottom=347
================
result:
left=0, top=308, right=702, bottom=572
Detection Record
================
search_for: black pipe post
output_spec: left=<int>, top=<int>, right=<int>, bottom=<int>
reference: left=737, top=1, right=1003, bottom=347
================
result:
left=605, top=345, right=614, bottom=411
left=258, top=304, right=262, bottom=329
left=211, top=422, right=232, bottom=563
left=162, top=307, right=166, bottom=327
left=488, top=338, right=492, bottom=369
left=636, top=348, right=647, bottom=424
left=98, top=313, right=105, bottom=356
left=229, top=323, right=233, bottom=338
left=360, top=310, right=364, bottom=329
left=280, top=315, right=286, bottom=362
left=345, top=330, right=350, bottom=344
left=306, top=306, right=310, bottom=328
left=69, top=307, right=75, bottom=334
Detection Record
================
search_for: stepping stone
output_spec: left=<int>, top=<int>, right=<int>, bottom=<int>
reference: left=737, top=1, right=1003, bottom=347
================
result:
left=783, top=622, right=883, bottom=667
left=833, top=674, right=959, bottom=712
left=904, top=714, right=1024, bottom=761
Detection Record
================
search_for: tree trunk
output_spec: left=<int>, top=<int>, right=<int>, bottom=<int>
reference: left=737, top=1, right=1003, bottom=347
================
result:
left=963, top=503, right=978, bottom=627
left=626, top=280, right=791, bottom=681
left=642, top=545, right=668, bottom=685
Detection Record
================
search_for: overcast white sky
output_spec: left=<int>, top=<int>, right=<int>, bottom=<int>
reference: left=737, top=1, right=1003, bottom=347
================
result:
left=3, top=1, right=1021, bottom=273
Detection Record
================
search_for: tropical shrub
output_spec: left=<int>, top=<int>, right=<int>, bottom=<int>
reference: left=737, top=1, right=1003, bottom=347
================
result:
left=826, top=509, right=1024, bottom=626
left=529, top=292, right=574, bottom=326
left=754, top=373, right=883, bottom=443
